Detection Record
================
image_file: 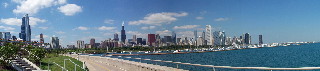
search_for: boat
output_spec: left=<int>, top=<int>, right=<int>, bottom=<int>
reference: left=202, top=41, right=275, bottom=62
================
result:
left=173, top=50, right=179, bottom=53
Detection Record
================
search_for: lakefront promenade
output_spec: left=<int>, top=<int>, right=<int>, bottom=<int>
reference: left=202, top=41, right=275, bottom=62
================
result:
left=65, top=54, right=188, bottom=71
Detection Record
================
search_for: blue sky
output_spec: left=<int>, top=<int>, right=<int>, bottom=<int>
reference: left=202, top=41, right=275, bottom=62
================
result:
left=1, top=0, right=320, bottom=47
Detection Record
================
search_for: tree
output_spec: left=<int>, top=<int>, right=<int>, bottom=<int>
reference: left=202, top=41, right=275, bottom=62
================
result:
left=0, top=43, right=21, bottom=65
left=28, top=47, right=46, bottom=65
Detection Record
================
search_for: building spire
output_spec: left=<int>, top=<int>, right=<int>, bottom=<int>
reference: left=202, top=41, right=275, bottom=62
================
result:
left=122, top=21, right=124, bottom=26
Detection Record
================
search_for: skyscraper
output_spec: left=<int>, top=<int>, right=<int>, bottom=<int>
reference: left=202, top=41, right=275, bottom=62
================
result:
left=259, top=35, right=263, bottom=45
left=194, top=30, right=198, bottom=45
left=40, top=33, right=44, bottom=43
left=194, top=30, right=197, bottom=41
left=132, top=35, right=136, bottom=43
left=164, top=36, right=172, bottom=43
left=221, top=31, right=226, bottom=46
left=155, top=34, right=161, bottom=46
left=197, top=36, right=203, bottom=46
left=213, top=31, right=221, bottom=46
left=137, top=38, right=143, bottom=45
left=51, top=36, right=59, bottom=49
left=114, top=33, right=119, bottom=41
left=0, top=32, right=11, bottom=40
left=171, top=31, right=176, bottom=44
left=205, top=25, right=212, bottom=45
left=148, top=34, right=156, bottom=46
left=77, top=40, right=85, bottom=49
left=19, top=14, right=31, bottom=41
left=244, top=33, right=251, bottom=45
left=121, top=21, right=126, bottom=43
left=90, top=38, right=95, bottom=48
left=202, top=31, right=206, bottom=45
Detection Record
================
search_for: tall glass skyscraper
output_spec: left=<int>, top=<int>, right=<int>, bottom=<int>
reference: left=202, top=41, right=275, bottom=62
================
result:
left=259, top=35, right=263, bottom=45
left=171, top=31, right=176, bottom=44
left=244, top=33, right=251, bottom=45
left=121, top=21, right=126, bottom=43
left=19, top=14, right=31, bottom=41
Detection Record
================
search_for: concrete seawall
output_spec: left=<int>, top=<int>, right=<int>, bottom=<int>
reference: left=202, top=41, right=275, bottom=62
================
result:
left=66, top=54, right=188, bottom=71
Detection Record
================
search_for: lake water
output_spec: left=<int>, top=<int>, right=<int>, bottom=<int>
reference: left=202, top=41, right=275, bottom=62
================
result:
left=105, top=43, right=320, bottom=71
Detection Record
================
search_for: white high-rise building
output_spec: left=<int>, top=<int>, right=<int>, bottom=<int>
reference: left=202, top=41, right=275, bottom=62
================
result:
left=197, top=36, right=203, bottom=46
left=77, top=40, right=85, bottom=49
left=205, top=25, right=213, bottom=45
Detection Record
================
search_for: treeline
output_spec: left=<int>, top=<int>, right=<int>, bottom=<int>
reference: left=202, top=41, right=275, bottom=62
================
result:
left=0, top=42, right=47, bottom=69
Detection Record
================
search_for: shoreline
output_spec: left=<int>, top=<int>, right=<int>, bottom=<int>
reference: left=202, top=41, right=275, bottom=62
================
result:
left=105, top=43, right=312, bottom=56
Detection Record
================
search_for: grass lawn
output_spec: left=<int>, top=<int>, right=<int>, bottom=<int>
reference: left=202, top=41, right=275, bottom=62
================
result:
left=40, top=54, right=88, bottom=71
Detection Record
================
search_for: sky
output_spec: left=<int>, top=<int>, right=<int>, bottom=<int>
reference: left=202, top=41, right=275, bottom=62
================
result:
left=1, top=0, right=320, bottom=47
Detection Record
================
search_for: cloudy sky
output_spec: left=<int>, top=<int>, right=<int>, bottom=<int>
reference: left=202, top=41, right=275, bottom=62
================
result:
left=1, top=0, right=320, bottom=47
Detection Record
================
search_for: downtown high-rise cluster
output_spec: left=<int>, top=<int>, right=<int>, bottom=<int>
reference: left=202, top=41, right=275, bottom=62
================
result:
left=68, top=22, right=264, bottom=49
left=0, top=14, right=53, bottom=48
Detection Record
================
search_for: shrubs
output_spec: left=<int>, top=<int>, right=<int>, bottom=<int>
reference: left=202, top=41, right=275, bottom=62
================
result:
left=0, top=43, right=21, bottom=65
left=28, top=47, right=46, bottom=64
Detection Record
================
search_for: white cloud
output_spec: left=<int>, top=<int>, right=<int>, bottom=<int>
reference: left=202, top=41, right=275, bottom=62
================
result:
left=128, top=12, right=188, bottom=26
left=0, top=26, right=15, bottom=30
left=0, top=17, right=46, bottom=26
left=55, top=31, right=65, bottom=34
left=214, top=17, right=229, bottom=21
left=58, top=4, right=82, bottom=16
left=8, top=31, right=19, bottom=34
left=195, top=17, right=203, bottom=20
left=0, top=18, right=20, bottom=26
left=3, top=2, right=8, bottom=8
left=156, top=30, right=171, bottom=36
left=127, top=31, right=147, bottom=38
left=173, top=25, right=200, bottom=29
left=31, top=39, right=39, bottom=41
left=38, top=27, right=48, bottom=29
left=13, top=0, right=66, bottom=15
left=98, top=26, right=116, bottom=30
left=177, top=31, right=194, bottom=38
left=141, top=26, right=156, bottom=30
left=35, top=34, right=48, bottom=38
left=74, top=26, right=89, bottom=30
left=103, top=33, right=113, bottom=36
left=29, top=17, right=46, bottom=26
left=54, top=0, right=66, bottom=5
left=104, top=19, right=114, bottom=24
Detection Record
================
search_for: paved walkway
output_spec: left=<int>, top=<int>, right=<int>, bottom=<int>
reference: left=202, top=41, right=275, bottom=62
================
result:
left=66, top=54, right=188, bottom=71
left=67, top=55, right=124, bottom=71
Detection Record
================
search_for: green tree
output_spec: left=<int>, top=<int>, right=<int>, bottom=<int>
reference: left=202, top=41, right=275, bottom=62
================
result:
left=0, top=43, right=21, bottom=65
left=28, top=47, right=46, bottom=65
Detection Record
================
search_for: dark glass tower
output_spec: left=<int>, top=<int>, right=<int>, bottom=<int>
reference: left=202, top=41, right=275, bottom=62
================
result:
left=259, top=35, right=263, bottom=44
left=171, top=31, right=176, bottom=44
left=121, top=21, right=126, bottom=43
left=244, top=33, right=251, bottom=44
left=19, top=14, right=31, bottom=41
left=114, top=33, right=119, bottom=41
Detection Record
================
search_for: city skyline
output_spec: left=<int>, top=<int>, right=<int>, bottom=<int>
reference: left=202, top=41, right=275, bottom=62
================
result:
left=1, top=0, right=320, bottom=47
